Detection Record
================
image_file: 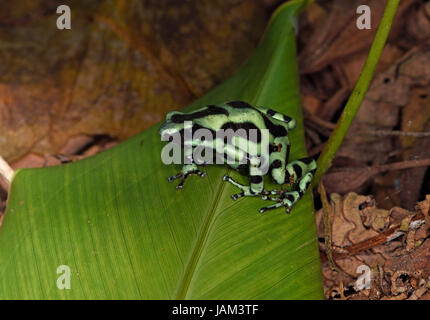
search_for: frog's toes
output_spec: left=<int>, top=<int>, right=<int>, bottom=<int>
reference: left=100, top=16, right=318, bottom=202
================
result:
left=168, top=169, right=206, bottom=189
left=258, top=202, right=285, bottom=214
left=258, top=196, right=293, bottom=214
left=258, top=203, right=281, bottom=214
left=196, top=170, right=207, bottom=178
left=260, top=189, right=270, bottom=197
left=261, top=195, right=280, bottom=201
left=168, top=173, right=183, bottom=182
left=270, top=189, right=283, bottom=195
left=231, top=192, right=245, bottom=201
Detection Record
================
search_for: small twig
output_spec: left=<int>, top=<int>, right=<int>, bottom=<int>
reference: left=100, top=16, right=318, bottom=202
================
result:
left=376, top=159, right=430, bottom=172
left=339, top=280, right=346, bottom=300
left=305, top=127, right=322, bottom=145
left=319, top=181, right=339, bottom=272
left=327, top=158, right=430, bottom=177
left=304, top=119, right=332, bottom=138
left=357, top=130, right=430, bottom=138
left=0, top=156, right=14, bottom=186
left=308, top=143, right=325, bottom=157
left=333, top=213, right=425, bottom=258
left=303, top=108, right=337, bottom=130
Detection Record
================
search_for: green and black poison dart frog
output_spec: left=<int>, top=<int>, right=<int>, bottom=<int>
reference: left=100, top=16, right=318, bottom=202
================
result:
left=159, top=100, right=316, bottom=214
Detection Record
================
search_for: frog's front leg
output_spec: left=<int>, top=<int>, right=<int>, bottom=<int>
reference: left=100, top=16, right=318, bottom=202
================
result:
left=223, top=157, right=268, bottom=200
left=169, top=163, right=206, bottom=189
left=168, top=147, right=206, bottom=189
left=222, top=175, right=250, bottom=199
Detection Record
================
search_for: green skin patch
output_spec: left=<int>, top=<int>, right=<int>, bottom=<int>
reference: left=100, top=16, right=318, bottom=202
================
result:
left=159, top=100, right=316, bottom=214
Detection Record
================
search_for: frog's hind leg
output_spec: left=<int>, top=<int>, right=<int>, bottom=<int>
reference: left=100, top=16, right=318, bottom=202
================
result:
left=259, top=193, right=300, bottom=214
left=259, top=157, right=316, bottom=214
left=258, top=196, right=287, bottom=213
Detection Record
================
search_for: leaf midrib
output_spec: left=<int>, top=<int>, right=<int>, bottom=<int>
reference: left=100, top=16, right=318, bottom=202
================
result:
left=173, top=26, right=292, bottom=299
left=174, top=169, right=228, bottom=299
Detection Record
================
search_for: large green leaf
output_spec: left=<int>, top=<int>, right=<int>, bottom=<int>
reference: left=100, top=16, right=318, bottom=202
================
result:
left=0, top=0, right=323, bottom=299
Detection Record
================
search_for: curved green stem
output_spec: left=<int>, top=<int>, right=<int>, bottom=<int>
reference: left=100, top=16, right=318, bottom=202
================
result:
left=312, top=0, right=400, bottom=188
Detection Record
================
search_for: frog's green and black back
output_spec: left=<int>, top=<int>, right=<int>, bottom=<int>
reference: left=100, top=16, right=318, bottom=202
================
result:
left=159, top=100, right=316, bottom=214
left=159, top=100, right=294, bottom=150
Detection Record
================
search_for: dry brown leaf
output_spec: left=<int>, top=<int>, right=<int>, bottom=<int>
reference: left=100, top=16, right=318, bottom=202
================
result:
left=299, top=0, right=417, bottom=74
left=405, top=1, right=430, bottom=42
left=385, top=239, right=430, bottom=279
left=0, top=0, right=269, bottom=161
left=338, top=47, right=430, bottom=163
left=416, top=195, right=430, bottom=217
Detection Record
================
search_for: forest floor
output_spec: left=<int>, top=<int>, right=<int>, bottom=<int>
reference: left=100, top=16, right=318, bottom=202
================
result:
left=299, top=0, right=430, bottom=299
